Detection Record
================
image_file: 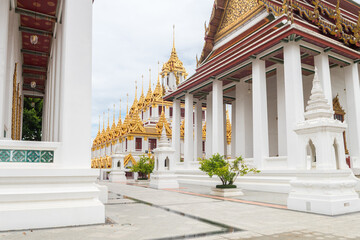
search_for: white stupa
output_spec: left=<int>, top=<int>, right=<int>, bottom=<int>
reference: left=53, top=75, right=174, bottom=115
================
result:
left=287, top=67, right=360, bottom=215
left=149, top=126, right=179, bottom=189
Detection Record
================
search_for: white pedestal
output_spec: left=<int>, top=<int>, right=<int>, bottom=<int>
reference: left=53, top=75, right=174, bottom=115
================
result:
left=109, top=170, right=127, bottom=182
left=0, top=169, right=105, bottom=231
left=287, top=170, right=360, bottom=215
left=211, top=187, right=244, bottom=197
left=149, top=171, right=179, bottom=189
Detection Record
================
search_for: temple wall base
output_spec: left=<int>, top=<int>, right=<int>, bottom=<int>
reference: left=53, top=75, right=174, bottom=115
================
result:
left=0, top=169, right=105, bottom=231
left=287, top=170, right=360, bottom=215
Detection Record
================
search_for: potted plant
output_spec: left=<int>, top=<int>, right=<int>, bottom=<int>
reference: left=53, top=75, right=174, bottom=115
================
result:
left=199, top=153, right=259, bottom=197
left=130, top=155, right=154, bottom=181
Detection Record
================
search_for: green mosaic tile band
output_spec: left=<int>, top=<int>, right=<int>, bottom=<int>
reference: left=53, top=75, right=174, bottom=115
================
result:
left=0, top=149, right=54, bottom=163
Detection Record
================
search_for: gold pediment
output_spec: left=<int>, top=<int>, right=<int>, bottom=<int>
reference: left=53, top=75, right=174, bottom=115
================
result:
left=216, top=0, right=262, bottom=41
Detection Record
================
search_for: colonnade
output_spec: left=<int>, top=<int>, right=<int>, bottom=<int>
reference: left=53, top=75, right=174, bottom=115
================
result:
left=171, top=41, right=360, bottom=170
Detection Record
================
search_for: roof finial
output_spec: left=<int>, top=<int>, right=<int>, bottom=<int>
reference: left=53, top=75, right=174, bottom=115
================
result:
left=98, top=115, right=100, bottom=132
left=113, top=104, right=115, bottom=124
left=149, top=68, right=152, bottom=90
left=157, top=61, right=160, bottom=83
left=126, top=93, right=129, bottom=114
left=103, top=112, right=105, bottom=131
left=135, top=79, right=138, bottom=99
left=107, top=108, right=110, bottom=129
left=119, top=99, right=122, bottom=120
left=173, top=24, right=175, bottom=50
left=141, top=75, right=144, bottom=95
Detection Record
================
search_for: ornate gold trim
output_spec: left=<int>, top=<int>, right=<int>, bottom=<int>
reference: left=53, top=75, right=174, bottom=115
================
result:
left=215, top=0, right=263, bottom=41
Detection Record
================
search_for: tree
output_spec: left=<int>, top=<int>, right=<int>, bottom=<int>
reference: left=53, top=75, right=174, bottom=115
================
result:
left=22, top=97, right=43, bottom=141
left=199, top=154, right=260, bottom=188
left=130, top=155, right=154, bottom=180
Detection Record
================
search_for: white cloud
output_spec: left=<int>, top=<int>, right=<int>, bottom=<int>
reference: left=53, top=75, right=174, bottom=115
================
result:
left=91, top=0, right=213, bottom=138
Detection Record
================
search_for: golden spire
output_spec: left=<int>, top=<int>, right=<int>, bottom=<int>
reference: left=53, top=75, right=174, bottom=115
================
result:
left=102, top=112, right=105, bottom=132
left=107, top=108, right=110, bottom=130
left=161, top=25, right=188, bottom=79
left=145, top=69, right=153, bottom=106
left=98, top=115, right=100, bottom=134
left=141, top=74, right=144, bottom=95
left=149, top=68, right=151, bottom=90
left=172, top=24, right=175, bottom=50
left=126, top=93, right=129, bottom=114
left=113, top=104, right=115, bottom=125
left=119, top=99, right=122, bottom=121
left=135, top=79, right=138, bottom=99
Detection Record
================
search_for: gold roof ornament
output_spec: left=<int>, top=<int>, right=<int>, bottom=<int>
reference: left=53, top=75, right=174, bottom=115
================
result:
left=152, top=62, right=163, bottom=102
left=226, top=110, right=231, bottom=145
left=202, top=122, right=206, bottom=139
left=161, top=25, right=188, bottom=82
left=100, top=112, right=107, bottom=146
left=156, top=100, right=172, bottom=135
left=106, top=108, right=112, bottom=146
left=110, top=104, right=118, bottom=145
left=92, top=115, right=101, bottom=150
left=144, top=68, right=153, bottom=108
left=138, top=75, right=145, bottom=111
left=130, top=80, right=138, bottom=116
left=115, top=99, right=122, bottom=139
left=124, top=153, right=136, bottom=167
left=122, top=93, right=130, bottom=135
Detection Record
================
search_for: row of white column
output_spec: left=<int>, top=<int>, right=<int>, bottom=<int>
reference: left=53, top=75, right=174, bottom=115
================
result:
left=172, top=41, right=360, bottom=170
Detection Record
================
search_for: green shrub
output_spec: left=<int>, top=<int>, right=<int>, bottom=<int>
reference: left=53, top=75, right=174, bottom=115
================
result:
left=130, top=155, right=154, bottom=178
left=199, top=153, right=260, bottom=187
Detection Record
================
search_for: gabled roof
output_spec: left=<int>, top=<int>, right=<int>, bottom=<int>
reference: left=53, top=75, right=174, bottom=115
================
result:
left=198, top=0, right=360, bottom=65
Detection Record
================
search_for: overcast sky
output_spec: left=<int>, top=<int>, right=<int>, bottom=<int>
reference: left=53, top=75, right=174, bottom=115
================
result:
left=91, top=0, right=214, bottom=138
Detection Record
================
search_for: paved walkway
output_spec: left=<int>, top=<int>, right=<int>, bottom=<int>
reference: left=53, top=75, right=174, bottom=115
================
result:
left=2, top=181, right=360, bottom=239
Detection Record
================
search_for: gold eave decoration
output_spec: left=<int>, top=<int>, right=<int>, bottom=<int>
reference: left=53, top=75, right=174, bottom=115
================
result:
left=124, top=153, right=136, bottom=166
left=156, top=110, right=172, bottom=135
left=259, top=0, right=360, bottom=47
left=215, top=0, right=263, bottom=41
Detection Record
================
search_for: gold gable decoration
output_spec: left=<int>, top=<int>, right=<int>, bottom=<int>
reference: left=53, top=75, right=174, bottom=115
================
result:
left=124, top=153, right=136, bottom=166
left=156, top=108, right=172, bottom=135
left=216, top=0, right=261, bottom=40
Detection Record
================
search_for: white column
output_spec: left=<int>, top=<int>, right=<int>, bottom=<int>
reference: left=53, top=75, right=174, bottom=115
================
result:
left=276, top=65, right=287, bottom=156
left=231, top=101, right=236, bottom=158
left=58, top=0, right=93, bottom=167
left=184, top=93, right=194, bottom=166
left=284, top=42, right=306, bottom=169
left=235, top=81, right=253, bottom=158
left=212, top=79, right=225, bottom=155
left=252, top=59, right=269, bottom=168
left=314, top=53, right=333, bottom=109
left=223, top=103, right=227, bottom=157
left=345, top=63, right=360, bottom=167
left=172, top=99, right=181, bottom=163
left=194, top=101, right=202, bottom=161
left=205, top=93, right=213, bottom=158
left=53, top=31, right=62, bottom=142
left=0, top=1, right=10, bottom=139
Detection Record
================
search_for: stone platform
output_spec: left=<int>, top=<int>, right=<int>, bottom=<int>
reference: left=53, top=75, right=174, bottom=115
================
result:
left=2, top=181, right=360, bottom=240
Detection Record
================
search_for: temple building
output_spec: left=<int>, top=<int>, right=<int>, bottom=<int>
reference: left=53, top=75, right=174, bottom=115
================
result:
left=91, top=33, right=232, bottom=179
left=162, top=0, right=360, bottom=214
left=0, top=0, right=104, bottom=231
